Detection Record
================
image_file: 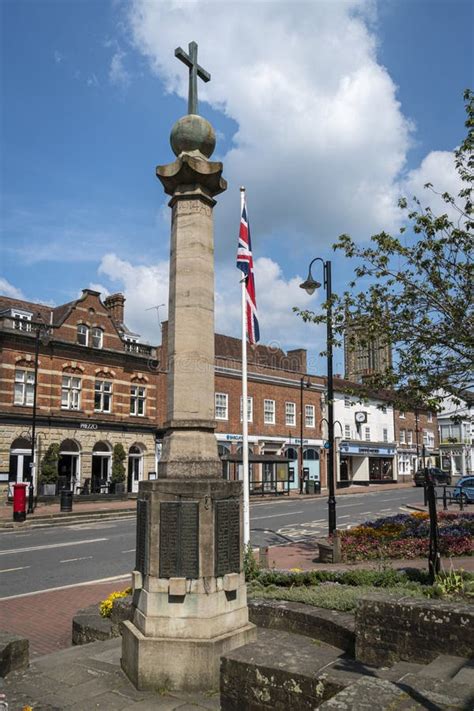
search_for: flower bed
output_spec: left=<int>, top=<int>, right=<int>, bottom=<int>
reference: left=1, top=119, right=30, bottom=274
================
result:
left=340, top=512, right=474, bottom=561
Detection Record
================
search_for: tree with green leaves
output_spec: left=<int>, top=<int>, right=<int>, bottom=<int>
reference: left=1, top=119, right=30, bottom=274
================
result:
left=111, top=443, right=126, bottom=483
left=297, top=90, right=473, bottom=410
left=40, top=443, right=60, bottom=484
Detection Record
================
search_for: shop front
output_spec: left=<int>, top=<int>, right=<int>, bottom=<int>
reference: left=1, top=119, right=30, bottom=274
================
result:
left=338, top=442, right=397, bottom=485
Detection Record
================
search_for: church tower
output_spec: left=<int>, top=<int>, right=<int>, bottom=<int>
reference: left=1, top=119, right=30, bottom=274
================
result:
left=344, top=321, right=392, bottom=383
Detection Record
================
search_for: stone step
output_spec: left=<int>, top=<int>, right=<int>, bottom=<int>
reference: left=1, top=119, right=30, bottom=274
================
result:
left=416, top=653, right=468, bottom=681
left=451, top=658, right=474, bottom=687
left=319, top=676, right=428, bottom=710
left=399, top=672, right=474, bottom=710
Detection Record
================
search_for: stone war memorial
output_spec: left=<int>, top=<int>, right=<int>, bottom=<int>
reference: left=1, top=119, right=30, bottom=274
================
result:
left=121, top=41, right=256, bottom=691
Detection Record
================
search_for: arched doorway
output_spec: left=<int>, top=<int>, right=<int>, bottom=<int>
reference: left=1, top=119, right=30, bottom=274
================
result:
left=92, top=441, right=111, bottom=494
left=285, top=446, right=298, bottom=488
left=303, top=447, right=320, bottom=483
left=58, top=439, right=80, bottom=492
left=218, top=444, right=230, bottom=480
left=9, top=437, right=32, bottom=495
left=128, top=444, right=144, bottom=493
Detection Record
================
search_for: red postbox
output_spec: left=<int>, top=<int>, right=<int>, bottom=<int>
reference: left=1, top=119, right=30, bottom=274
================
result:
left=13, top=482, right=28, bottom=522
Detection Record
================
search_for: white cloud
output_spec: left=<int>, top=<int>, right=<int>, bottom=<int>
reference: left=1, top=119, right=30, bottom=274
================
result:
left=126, top=0, right=413, bottom=247
left=96, top=252, right=320, bottom=354
left=54, top=50, right=63, bottom=64
left=400, top=150, right=464, bottom=223
left=0, top=277, right=25, bottom=299
left=87, top=73, right=100, bottom=88
left=109, top=48, right=131, bottom=87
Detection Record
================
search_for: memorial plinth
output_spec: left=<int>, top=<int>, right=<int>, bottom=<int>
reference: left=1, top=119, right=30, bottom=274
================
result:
left=121, top=45, right=256, bottom=690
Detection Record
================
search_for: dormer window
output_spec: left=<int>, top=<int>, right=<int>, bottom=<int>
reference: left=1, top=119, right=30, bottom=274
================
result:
left=91, top=327, right=103, bottom=349
left=77, top=324, right=89, bottom=346
left=11, top=310, right=32, bottom=332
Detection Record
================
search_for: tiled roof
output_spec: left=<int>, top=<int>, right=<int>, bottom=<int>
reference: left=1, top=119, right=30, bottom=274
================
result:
left=215, top=333, right=304, bottom=372
left=0, top=296, right=53, bottom=323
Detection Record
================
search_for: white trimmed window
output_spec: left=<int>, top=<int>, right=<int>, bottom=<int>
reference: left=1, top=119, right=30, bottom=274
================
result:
left=12, top=311, right=32, bottom=331
left=427, top=412, right=433, bottom=423
left=381, top=405, right=387, bottom=414
left=399, top=411, right=405, bottom=419
left=364, top=426, right=371, bottom=441
left=77, top=324, right=89, bottom=346
left=407, top=430, right=413, bottom=445
left=14, top=369, right=34, bottom=406
left=91, top=327, right=103, bottom=349
left=285, top=402, right=296, bottom=426
left=383, top=428, right=388, bottom=442
left=400, top=429, right=406, bottom=444
left=215, top=393, right=228, bottom=420
left=264, top=399, right=275, bottom=425
left=344, top=396, right=351, bottom=408
left=240, top=396, right=253, bottom=423
left=344, top=424, right=351, bottom=439
left=61, top=376, right=81, bottom=410
left=423, top=430, right=435, bottom=448
left=94, top=380, right=112, bottom=412
left=130, top=385, right=146, bottom=416
left=305, top=404, right=315, bottom=428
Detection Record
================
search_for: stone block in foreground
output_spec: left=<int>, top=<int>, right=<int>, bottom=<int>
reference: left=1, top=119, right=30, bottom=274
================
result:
left=0, top=632, right=29, bottom=676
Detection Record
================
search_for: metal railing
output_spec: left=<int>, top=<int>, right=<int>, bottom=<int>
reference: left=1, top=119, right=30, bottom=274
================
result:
left=423, top=484, right=471, bottom=511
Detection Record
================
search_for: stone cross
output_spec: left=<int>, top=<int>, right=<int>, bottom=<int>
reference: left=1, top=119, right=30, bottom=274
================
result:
left=175, top=41, right=210, bottom=115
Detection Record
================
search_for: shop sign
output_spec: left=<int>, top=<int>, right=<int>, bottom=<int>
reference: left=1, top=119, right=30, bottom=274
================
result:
left=225, top=434, right=243, bottom=442
left=79, top=423, right=99, bottom=430
left=340, top=443, right=395, bottom=456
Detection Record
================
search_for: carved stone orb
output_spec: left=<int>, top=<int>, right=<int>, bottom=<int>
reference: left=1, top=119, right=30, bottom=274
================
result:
left=170, top=114, right=216, bottom=159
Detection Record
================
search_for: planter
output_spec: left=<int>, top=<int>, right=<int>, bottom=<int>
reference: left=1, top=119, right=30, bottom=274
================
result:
left=110, top=482, right=125, bottom=494
left=39, top=483, right=56, bottom=496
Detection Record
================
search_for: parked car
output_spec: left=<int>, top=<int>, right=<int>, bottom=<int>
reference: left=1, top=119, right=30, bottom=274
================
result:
left=452, top=476, right=474, bottom=504
left=413, top=467, right=452, bottom=487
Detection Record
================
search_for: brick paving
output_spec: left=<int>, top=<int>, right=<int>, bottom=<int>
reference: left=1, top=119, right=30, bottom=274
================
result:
left=0, top=577, right=130, bottom=656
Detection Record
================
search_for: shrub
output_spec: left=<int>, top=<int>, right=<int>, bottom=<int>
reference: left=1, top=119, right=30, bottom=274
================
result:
left=40, top=443, right=60, bottom=484
left=111, top=443, right=126, bottom=483
left=244, top=543, right=261, bottom=581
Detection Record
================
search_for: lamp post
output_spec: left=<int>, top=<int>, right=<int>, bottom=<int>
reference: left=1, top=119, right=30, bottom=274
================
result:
left=300, top=258, right=337, bottom=534
left=29, top=316, right=52, bottom=512
left=299, top=376, right=311, bottom=494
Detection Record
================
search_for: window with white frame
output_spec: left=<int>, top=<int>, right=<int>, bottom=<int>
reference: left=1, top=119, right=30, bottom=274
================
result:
left=344, top=396, right=351, bottom=408
left=399, top=411, right=405, bottom=419
left=264, top=399, right=275, bottom=425
left=427, top=412, right=433, bottom=423
left=215, top=393, right=228, bottom=420
left=344, top=424, right=351, bottom=439
left=423, top=430, right=435, bottom=448
left=130, top=385, right=146, bottom=416
left=364, top=426, right=371, bottom=441
left=383, top=428, right=388, bottom=442
left=407, top=430, right=413, bottom=445
left=14, top=369, right=35, bottom=406
left=400, top=429, right=406, bottom=444
left=91, top=327, right=103, bottom=349
left=305, top=404, right=315, bottom=428
left=61, top=376, right=81, bottom=410
left=12, top=311, right=32, bottom=331
left=285, top=402, right=296, bottom=426
left=77, top=324, right=89, bottom=346
left=94, top=380, right=112, bottom=412
left=381, top=405, right=387, bottom=414
left=240, top=396, right=253, bottom=423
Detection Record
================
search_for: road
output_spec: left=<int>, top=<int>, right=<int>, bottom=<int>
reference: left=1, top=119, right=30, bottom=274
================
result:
left=0, top=487, right=425, bottom=598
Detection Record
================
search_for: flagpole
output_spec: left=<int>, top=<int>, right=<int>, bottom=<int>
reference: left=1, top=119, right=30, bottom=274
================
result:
left=240, top=186, right=250, bottom=546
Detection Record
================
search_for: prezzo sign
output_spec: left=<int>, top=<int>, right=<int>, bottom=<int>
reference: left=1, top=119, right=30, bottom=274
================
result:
left=79, top=423, right=99, bottom=430
left=340, top=443, right=395, bottom=456
left=225, top=434, right=243, bottom=442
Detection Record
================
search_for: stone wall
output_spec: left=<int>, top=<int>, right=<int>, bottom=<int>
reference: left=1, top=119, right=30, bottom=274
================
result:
left=355, top=594, right=474, bottom=666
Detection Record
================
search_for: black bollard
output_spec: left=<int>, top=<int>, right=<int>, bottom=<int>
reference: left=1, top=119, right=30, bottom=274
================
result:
left=27, top=481, right=35, bottom=514
left=442, top=486, right=447, bottom=511
left=425, top=472, right=440, bottom=584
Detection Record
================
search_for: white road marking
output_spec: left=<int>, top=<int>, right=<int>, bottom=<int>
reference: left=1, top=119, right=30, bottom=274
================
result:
left=0, top=573, right=131, bottom=600
left=252, top=510, right=304, bottom=520
left=0, top=537, right=108, bottom=556
left=339, top=515, right=350, bottom=519
left=60, top=556, right=93, bottom=564
left=121, top=549, right=135, bottom=553
left=0, top=566, right=31, bottom=573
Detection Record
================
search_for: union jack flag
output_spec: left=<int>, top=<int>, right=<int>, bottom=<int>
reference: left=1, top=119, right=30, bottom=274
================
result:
left=237, top=194, right=260, bottom=345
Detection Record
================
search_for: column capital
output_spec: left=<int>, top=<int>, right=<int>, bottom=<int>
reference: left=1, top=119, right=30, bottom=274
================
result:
left=156, top=153, right=227, bottom=198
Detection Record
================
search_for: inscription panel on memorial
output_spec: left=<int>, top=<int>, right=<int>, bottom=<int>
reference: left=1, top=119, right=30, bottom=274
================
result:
left=159, top=502, right=199, bottom=579
left=136, top=499, right=148, bottom=574
left=215, top=499, right=240, bottom=577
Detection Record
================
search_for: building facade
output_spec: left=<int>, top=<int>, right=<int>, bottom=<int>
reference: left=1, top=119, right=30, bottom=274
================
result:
left=332, top=380, right=397, bottom=485
left=394, top=408, right=439, bottom=479
left=0, top=290, right=160, bottom=495
left=437, top=391, right=474, bottom=476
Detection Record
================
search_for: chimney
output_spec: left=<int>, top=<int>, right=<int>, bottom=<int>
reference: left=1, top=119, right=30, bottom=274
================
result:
left=104, top=293, right=125, bottom=325
left=287, top=348, right=307, bottom=374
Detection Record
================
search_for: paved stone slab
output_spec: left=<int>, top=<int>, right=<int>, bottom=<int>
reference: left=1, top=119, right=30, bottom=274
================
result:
left=400, top=672, right=474, bottom=710
left=319, top=677, right=427, bottom=710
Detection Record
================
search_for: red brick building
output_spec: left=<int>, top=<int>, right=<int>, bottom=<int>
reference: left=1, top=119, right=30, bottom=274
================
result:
left=394, top=408, right=439, bottom=478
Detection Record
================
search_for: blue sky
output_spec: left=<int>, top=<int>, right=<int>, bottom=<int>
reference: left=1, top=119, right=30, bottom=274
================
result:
left=1, top=0, right=472, bottom=374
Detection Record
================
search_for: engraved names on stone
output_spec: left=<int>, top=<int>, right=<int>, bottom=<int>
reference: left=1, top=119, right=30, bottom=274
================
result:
left=136, top=498, right=148, bottom=574
left=159, top=502, right=199, bottom=579
left=215, top=499, right=240, bottom=577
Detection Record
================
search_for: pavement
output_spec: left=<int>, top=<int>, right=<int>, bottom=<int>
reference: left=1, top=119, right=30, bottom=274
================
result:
left=1, top=637, right=220, bottom=710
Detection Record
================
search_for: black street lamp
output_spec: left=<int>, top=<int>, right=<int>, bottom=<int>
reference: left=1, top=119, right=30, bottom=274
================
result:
left=300, top=258, right=337, bottom=534
left=299, top=376, right=311, bottom=494
left=29, top=316, right=52, bottom=512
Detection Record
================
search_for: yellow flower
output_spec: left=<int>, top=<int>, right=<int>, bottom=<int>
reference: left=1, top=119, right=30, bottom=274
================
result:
left=99, top=587, right=132, bottom=618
